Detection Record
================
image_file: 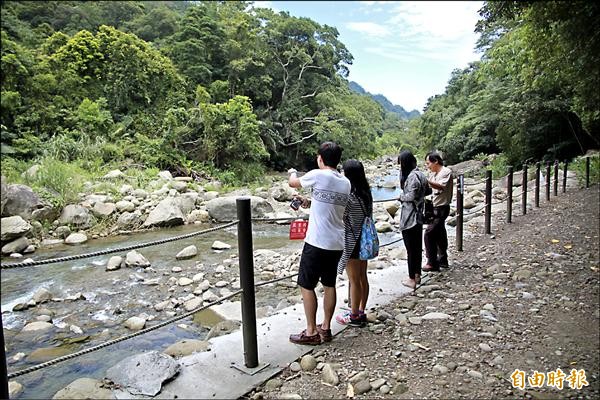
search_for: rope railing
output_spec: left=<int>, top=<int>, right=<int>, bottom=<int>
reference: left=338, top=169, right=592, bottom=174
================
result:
left=1, top=221, right=240, bottom=269
left=6, top=289, right=243, bottom=379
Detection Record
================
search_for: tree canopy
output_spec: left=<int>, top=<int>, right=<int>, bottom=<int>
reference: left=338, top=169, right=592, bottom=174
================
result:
left=1, top=0, right=597, bottom=182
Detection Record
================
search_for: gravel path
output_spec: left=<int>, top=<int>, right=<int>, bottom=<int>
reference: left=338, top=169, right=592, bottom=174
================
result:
left=245, top=185, right=599, bottom=399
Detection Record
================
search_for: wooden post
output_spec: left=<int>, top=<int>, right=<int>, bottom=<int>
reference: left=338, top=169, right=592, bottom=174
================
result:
left=521, top=164, right=528, bottom=215
left=535, top=162, right=540, bottom=207
left=236, top=197, right=258, bottom=368
left=553, top=160, right=559, bottom=196
left=545, top=162, right=551, bottom=201
left=586, top=157, right=590, bottom=188
left=1, top=311, right=8, bottom=400
left=456, top=174, right=464, bottom=251
left=484, top=170, right=492, bottom=234
left=562, top=160, right=568, bottom=193
left=506, top=166, right=513, bottom=223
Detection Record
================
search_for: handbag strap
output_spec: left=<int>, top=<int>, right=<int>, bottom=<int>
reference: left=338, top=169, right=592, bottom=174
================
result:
left=348, top=195, right=369, bottom=240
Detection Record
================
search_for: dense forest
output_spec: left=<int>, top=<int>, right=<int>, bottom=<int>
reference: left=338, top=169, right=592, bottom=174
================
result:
left=1, top=1, right=598, bottom=188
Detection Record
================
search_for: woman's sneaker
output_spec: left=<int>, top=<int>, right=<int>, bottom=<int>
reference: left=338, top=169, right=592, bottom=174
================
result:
left=335, top=312, right=366, bottom=327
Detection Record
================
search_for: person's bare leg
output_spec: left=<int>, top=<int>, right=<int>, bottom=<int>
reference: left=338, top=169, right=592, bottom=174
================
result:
left=346, top=260, right=362, bottom=315
left=321, top=285, right=337, bottom=330
left=359, top=260, right=369, bottom=311
left=300, top=287, right=318, bottom=336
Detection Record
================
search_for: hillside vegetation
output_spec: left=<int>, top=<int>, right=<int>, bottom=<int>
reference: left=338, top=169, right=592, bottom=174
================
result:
left=1, top=1, right=598, bottom=199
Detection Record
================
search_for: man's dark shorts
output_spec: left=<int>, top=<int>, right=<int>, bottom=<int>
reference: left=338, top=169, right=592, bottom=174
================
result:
left=297, top=242, right=342, bottom=290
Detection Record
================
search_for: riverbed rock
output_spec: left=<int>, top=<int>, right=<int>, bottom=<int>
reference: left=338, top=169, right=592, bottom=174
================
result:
left=21, top=321, right=54, bottom=332
left=143, top=197, right=185, bottom=228
left=116, top=200, right=135, bottom=212
left=1, top=183, right=44, bottom=219
left=28, top=346, right=73, bottom=362
left=105, top=351, right=180, bottom=396
left=125, top=250, right=151, bottom=268
left=53, top=377, right=115, bottom=399
left=2, top=236, right=30, bottom=255
left=65, top=232, right=88, bottom=245
left=58, top=205, right=93, bottom=229
left=32, top=287, right=53, bottom=303
left=92, top=202, right=116, bottom=217
left=31, top=205, right=60, bottom=223
left=176, top=245, right=198, bottom=260
left=211, top=240, right=231, bottom=250
left=106, top=256, right=123, bottom=271
left=9, top=381, right=23, bottom=398
left=1, top=215, right=32, bottom=241
left=123, top=316, right=146, bottom=330
left=116, top=211, right=142, bottom=229
left=164, top=339, right=210, bottom=357
left=183, top=296, right=203, bottom=311
left=205, top=196, right=274, bottom=222
left=158, top=170, right=173, bottom=180
left=103, top=169, right=124, bottom=180
left=206, top=320, right=241, bottom=340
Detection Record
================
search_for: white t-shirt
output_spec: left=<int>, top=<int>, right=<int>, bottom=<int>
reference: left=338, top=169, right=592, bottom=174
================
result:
left=300, top=168, right=350, bottom=250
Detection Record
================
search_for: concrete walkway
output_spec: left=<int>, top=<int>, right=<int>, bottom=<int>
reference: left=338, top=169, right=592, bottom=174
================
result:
left=163, top=263, right=417, bottom=399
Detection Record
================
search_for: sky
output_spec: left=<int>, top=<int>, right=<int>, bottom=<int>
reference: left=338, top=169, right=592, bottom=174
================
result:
left=252, top=1, right=484, bottom=112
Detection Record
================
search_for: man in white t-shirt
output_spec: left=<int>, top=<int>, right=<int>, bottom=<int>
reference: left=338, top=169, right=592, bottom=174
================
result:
left=287, top=142, right=350, bottom=345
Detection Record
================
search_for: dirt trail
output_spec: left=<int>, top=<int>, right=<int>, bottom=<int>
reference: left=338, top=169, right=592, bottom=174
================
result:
left=246, top=185, right=600, bottom=399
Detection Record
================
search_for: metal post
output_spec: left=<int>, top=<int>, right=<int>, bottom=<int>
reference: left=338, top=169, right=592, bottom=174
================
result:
left=535, top=162, right=541, bottom=207
left=456, top=174, right=464, bottom=251
left=506, top=166, right=513, bottom=223
left=562, top=160, right=568, bottom=193
left=545, top=162, right=551, bottom=201
left=553, top=160, right=559, bottom=196
left=522, top=164, right=528, bottom=215
left=585, top=157, right=590, bottom=188
left=1, top=311, right=8, bottom=400
left=484, top=170, right=492, bottom=234
left=236, top=197, right=258, bottom=368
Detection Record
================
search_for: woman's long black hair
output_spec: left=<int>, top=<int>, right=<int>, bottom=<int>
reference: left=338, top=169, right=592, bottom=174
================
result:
left=342, top=159, right=373, bottom=214
left=398, top=150, right=417, bottom=189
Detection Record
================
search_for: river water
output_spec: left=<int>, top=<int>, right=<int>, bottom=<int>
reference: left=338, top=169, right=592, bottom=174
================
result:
left=1, top=169, right=415, bottom=398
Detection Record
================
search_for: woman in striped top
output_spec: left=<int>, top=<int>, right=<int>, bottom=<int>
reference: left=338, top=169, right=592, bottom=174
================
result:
left=335, top=159, right=373, bottom=327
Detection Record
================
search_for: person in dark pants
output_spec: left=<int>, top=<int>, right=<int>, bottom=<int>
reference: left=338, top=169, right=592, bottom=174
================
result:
left=423, top=152, right=454, bottom=271
left=397, top=151, right=429, bottom=289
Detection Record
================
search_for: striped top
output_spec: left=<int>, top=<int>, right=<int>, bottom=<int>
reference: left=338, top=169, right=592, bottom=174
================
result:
left=337, top=192, right=371, bottom=274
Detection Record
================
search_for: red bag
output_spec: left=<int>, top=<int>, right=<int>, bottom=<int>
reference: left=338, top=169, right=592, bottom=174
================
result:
left=289, top=219, right=308, bottom=240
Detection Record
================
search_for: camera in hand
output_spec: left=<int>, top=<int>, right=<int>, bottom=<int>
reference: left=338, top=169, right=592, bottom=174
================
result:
left=290, top=198, right=302, bottom=210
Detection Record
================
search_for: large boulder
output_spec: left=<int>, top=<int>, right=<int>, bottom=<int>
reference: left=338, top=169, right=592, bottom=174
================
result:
left=1, top=215, right=32, bottom=241
left=1, top=183, right=44, bottom=219
left=105, top=351, right=180, bottom=396
left=143, top=197, right=184, bottom=228
left=1, top=236, right=30, bottom=255
left=268, top=184, right=295, bottom=202
left=205, top=196, right=274, bottom=222
left=116, top=211, right=143, bottom=229
left=58, top=205, right=93, bottom=229
left=448, top=160, right=484, bottom=177
left=31, top=205, right=60, bottom=223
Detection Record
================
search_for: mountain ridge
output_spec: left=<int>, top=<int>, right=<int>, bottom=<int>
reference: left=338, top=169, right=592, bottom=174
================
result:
left=348, top=81, right=420, bottom=120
